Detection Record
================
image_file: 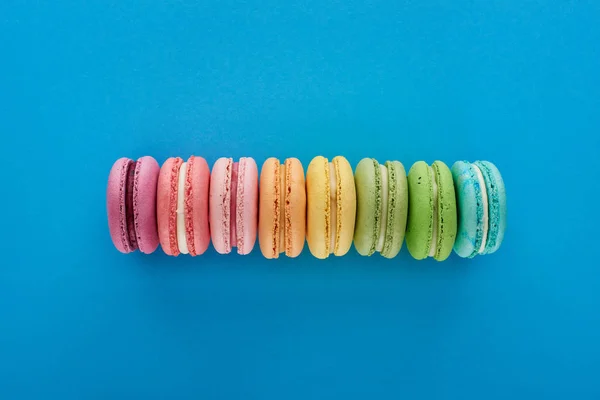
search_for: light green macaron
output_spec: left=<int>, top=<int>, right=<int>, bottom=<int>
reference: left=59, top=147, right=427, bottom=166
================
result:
left=405, top=161, right=457, bottom=261
left=354, top=158, right=408, bottom=258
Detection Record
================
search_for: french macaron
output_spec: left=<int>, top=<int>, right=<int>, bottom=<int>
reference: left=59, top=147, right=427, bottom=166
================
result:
left=209, top=157, right=258, bottom=255
left=306, top=156, right=356, bottom=259
left=157, top=156, right=211, bottom=256
left=107, top=156, right=160, bottom=254
left=451, top=161, right=506, bottom=258
left=405, top=161, right=457, bottom=261
left=353, top=158, right=408, bottom=258
left=258, top=158, right=306, bottom=258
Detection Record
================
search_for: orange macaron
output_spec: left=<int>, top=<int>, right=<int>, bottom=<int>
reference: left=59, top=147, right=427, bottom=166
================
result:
left=258, top=158, right=306, bottom=258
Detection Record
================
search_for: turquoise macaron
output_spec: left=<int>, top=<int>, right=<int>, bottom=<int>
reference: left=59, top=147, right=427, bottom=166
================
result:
left=451, top=160, right=507, bottom=258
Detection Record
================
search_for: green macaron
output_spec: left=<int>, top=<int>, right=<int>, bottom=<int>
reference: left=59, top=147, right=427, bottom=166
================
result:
left=405, top=161, right=457, bottom=261
left=354, top=158, right=408, bottom=258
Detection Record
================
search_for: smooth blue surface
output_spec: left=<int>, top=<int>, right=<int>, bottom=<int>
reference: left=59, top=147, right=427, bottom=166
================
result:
left=1, top=1, right=599, bottom=398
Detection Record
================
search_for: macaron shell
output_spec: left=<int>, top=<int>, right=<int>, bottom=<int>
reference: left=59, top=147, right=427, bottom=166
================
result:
left=353, top=158, right=381, bottom=256
left=285, top=158, right=306, bottom=258
left=157, top=157, right=183, bottom=256
left=184, top=156, right=211, bottom=256
left=405, top=161, right=434, bottom=260
left=474, top=161, right=506, bottom=255
left=133, top=156, right=160, bottom=254
left=236, top=157, right=258, bottom=255
left=381, top=161, right=408, bottom=259
left=258, top=158, right=280, bottom=259
left=332, top=156, right=356, bottom=257
left=451, top=161, right=485, bottom=258
left=209, top=157, right=233, bottom=254
left=107, top=157, right=134, bottom=253
left=432, top=161, right=457, bottom=261
left=306, top=156, right=330, bottom=259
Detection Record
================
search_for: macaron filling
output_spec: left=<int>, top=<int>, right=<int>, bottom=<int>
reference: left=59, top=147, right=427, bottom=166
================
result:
left=472, top=163, right=489, bottom=254
left=176, top=162, right=189, bottom=254
left=376, top=165, right=388, bottom=252
left=428, top=166, right=438, bottom=257
left=277, top=162, right=286, bottom=254
left=125, top=160, right=139, bottom=251
left=230, top=161, right=239, bottom=250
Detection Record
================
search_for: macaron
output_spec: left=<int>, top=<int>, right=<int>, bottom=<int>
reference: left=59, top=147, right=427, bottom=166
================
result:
left=354, top=158, right=408, bottom=258
left=157, top=156, right=211, bottom=256
left=405, top=161, right=457, bottom=261
left=209, top=157, right=259, bottom=255
left=107, top=156, right=160, bottom=254
left=306, top=156, right=356, bottom=259
left=258, top=158, right=306, bottom=259
left=451, top=160, right=506, bottom=258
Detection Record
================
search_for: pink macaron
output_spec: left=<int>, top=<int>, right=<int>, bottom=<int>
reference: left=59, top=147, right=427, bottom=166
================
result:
left=209, top=157, right=258, bottom=255
left=157, top=156, right=211, bottom=256
left=107, top=156, right=160, bottom=254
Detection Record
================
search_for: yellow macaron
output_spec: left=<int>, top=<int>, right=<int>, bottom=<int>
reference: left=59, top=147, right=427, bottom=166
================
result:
left=306, top=156, right=356, bottom=259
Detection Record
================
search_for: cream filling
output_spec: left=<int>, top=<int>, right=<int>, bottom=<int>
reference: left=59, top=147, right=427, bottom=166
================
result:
left=428, top=167, right=438, bottom=258
left=176, top=162, right=189, bottom=254
left=376, top=165, right=388, bottom=252
left=279, top=162, right=286, bottom=254
left=472, top=164, right=489, bottom=254
left=329, top=162, right=337, bottom=254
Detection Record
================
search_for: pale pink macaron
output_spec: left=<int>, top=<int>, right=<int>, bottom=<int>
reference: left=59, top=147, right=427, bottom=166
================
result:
left=107, top=156, right=160, bottom=254
left=157, top=156, right=211, bottom=256
left=209, top=157, right=258, bottom=254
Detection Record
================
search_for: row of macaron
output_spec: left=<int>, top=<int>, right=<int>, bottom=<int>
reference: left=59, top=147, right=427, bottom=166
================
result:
left=107, top=155, right=506, bottom=260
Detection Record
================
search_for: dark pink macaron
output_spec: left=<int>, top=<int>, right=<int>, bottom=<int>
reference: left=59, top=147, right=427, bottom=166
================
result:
left=107, top=156, right=160, bottom=254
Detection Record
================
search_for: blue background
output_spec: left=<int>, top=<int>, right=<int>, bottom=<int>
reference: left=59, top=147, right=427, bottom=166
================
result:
left=1, top=1, right=599, bottom=398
